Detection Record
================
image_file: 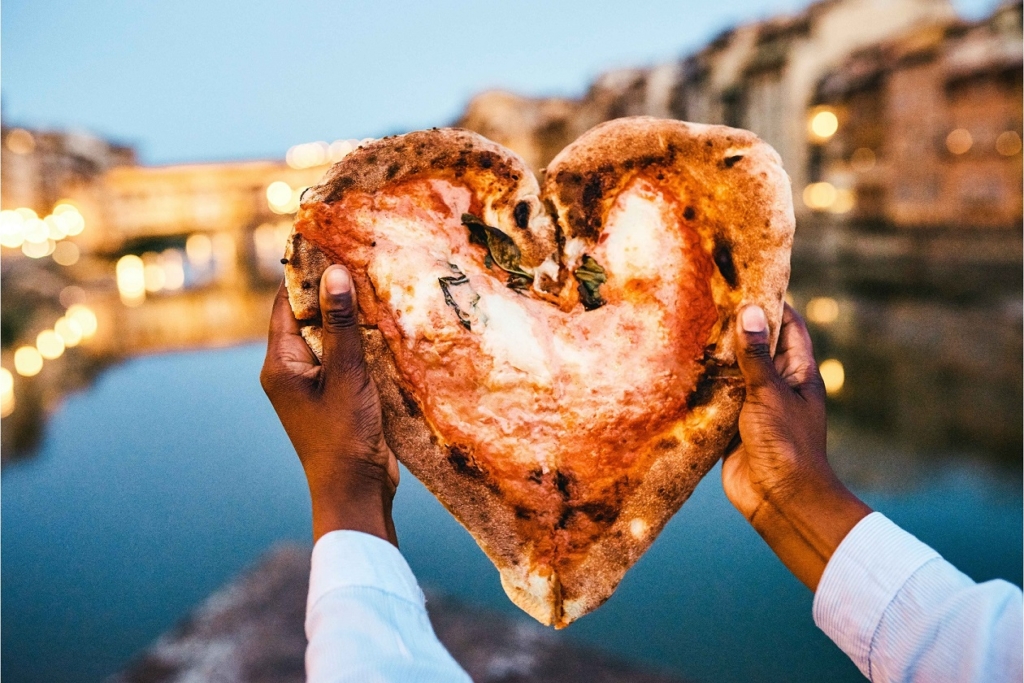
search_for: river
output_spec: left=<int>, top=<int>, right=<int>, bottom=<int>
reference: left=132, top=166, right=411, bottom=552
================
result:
left=2, top=340, right=1020, bottom=683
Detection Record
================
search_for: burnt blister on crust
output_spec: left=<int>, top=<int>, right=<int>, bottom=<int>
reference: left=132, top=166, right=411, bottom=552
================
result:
left=713, top=240, right=738, bottom=288
left=513, top=200, right=531, bottom=229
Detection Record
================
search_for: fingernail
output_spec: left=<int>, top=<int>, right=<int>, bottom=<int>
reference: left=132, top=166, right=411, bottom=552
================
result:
left=741, top=305, right=767, bottom=333
left=325, top=266, right=351, bottom=296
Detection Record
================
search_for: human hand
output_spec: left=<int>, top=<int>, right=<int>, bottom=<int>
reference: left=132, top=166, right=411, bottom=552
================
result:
left=722, top=302, right=870, bottom=590
left=260, top=265, right=400, bottom=545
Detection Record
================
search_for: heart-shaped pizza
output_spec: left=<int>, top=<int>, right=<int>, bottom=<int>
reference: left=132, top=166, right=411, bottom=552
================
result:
left=283, top=116, right=793, bottom=627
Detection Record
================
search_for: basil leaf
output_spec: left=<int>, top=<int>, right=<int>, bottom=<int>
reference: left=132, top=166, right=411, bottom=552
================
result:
left=438, top=265, right=479, bottom=330
left=574, top=255, right=607, bottom=311
left=461, top=213, right=535, bottom=290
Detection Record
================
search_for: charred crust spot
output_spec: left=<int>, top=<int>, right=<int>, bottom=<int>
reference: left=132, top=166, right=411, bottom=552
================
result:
left=280, top=258, right=288, bottom=264
left=687, top=371, right=718, bottom=410
left=515, top=506, right=534, bottom=520
left=366, top=154, right=378, bottom=164
left=370, top=240, right=377, bottom=247
left=556, top=507, right=574, bottom=529
left=397, top=385, right=421, bottom=418
left=513, top=200, right=530, bottom=229
left=713, top=240, right=738, bottom=288
left=385, top=162, right=401, bottom=179
left=555, top=471, right=572, bottom=500
left=655, top=436, right=680, bottom=451
left=478, top=153, right=494, bottom=169
left=724, top=155, right=743, bottom=168
left=301, top=281, right=313, bottom=290
left=324, top=176, right=355, bottom=203
left=448, top=445, right=485, bottom=480
left=705, top=139, right=713, bottom=147
left=684, top=206, right=696, bottom=221
left=623, top=159, right=635, bottom=170
left=689, top=462, right=700, bottom=471
left=527, top=469, right=543, bottom=484
left=578, top=501, right=619, bottom=525
left=656, top=172, right=665, bottom=181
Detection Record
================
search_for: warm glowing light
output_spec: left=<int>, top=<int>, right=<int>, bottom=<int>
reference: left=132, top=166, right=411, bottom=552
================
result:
left=0, top=367, right=14, bottom=418
left=266, top=181, right=294, bottom=211
left=55, top=316, right=83, bottom=347
left=784, top=291, right=795, bottom=307
left=0, top=210, right=26, bottom=248
left=850, top=147, right=876, bottom=172
left=144, top=263, right=166, bottom=292
left=67, top=305, right=98, bottom=339
left=996, top=131, right=1022, bottom=157
left=161, top=249, right=185, bottom=290
left=809, top=109, right=839, bottom=140
left=803, top=182, right=838, bottom=210
left=820, top=359, right=845, bottom=395
left=23, top=218, right=49, bottom=244
left=52, top=241, right=80, bottom=266
left=329, top=139, right=354, bottom=161
left=117, top=254, right=147, bottom=306
left=6, top=128, right=36, bottom=155
left=15, top=208, right=38, bottom=221
left=186, top=233, right=213, bottom=266
left=36, top=329, right=65, bottom=360
left=22, top=239, right=52, bottom=259
left=946, top=128, right=972, bottom=155
left=828, top=188, right=855, bottom=214
left=53, top=207, right=85, bottom=236
left=212, top=233, right=237, bottom=278
left=806, top=297, right=840, bottom=324
left=44, top=215, right=67, bottom=240
left=14, top=346, right=44, bottom=377
left=286, top=142, right=333, bottom=169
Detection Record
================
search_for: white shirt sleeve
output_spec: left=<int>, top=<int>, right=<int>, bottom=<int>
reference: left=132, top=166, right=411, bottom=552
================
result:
left=813, top=511, right=1023, bottom=683
left=305, top=530, right=472, bottom=683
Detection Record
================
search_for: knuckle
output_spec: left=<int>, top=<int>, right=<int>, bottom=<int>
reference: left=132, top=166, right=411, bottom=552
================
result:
left=743, top=342, right=773, bottom=363
left=323, top=306, right=356, bottom=332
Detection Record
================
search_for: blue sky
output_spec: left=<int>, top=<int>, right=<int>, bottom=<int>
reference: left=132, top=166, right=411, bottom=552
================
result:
left=2, top=0, right=999, bottom=164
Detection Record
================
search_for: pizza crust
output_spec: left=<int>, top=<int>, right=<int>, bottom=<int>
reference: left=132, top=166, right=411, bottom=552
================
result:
left=283, top=117, right=794, bottom=627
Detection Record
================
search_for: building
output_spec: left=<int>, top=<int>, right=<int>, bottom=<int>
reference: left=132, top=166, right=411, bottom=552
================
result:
left=457, top=0, right=957, bottom=220
left=811, top=2, right=1023, bottom=228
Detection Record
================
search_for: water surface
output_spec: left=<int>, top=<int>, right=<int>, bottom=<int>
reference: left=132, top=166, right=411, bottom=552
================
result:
left=3, top=345, right=1020, bottom=683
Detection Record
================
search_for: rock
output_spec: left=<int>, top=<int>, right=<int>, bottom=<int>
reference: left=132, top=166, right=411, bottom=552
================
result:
left=111, top=544, right=687, bottom=683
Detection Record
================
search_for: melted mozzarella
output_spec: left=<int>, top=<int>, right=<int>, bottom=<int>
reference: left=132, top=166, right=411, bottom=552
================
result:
left=477, top=294, right=552, bottom=384
left=602, top=191, right=666, bottom=282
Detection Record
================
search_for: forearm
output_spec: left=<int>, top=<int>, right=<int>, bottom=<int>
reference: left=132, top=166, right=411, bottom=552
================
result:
left=748, top=476, right=872, bottom=591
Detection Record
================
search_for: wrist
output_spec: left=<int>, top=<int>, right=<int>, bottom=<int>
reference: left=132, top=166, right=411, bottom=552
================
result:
left=750, top=471, right=871, bottom=591
left=307, top=466, right=397, bottom=546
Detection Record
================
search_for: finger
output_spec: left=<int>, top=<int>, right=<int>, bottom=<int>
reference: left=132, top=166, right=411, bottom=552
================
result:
left=264, top=281, right=316, bottom=371
left=773, top=303, right=820, bottom=388
left=319, top=265, right=368, bottom=384
left=735, top=304, right=782, bottom=395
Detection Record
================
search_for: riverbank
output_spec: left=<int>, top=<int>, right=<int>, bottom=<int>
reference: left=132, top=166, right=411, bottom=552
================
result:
left=110, top=544, right=686, bottom=683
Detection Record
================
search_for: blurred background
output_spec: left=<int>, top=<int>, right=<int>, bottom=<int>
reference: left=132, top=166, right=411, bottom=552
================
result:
left=2, top=1, right=1021, bottom=681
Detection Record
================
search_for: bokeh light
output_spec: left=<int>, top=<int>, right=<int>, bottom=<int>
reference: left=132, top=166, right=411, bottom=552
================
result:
left=186, top=233, right=213, bottom=266
left=55, top=316, right=84, bottom=347
left=52, top=241, right=80, bottom=266
left=820, top=359, right=845, bottom=395
left=803, top=182, right=837, bottom=210
left=806, top=297, right=840, bottom=325
left=996, top=131, right=1021, bottom=156
left=36, top=330, right=66, bottom=360
left=66, top=305, right=98, bottom=339
left=809, top=109, right=839, bottom=140
left=117, top=254, right=147, bottom=306
left=0, top=367, right=14, bottom=418
left=14, top=346, right=44, bottom=377
left=6, top=128, right=36, bottom=155
left=946, top=128, right=972, bottom=155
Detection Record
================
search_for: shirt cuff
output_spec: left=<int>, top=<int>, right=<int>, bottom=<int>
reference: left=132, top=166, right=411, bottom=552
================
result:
left=308, top=530, right=425, bottom=615
left=812, top=511, right=941, bottom=677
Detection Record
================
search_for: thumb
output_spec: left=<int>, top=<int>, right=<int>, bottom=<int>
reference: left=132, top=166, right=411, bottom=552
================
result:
left=735, top=305, right=781, bottom=395
left=319, top=265, right=366, bottom=380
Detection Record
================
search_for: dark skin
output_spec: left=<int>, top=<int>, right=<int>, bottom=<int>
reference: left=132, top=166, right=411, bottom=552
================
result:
left=261, top=264, right=872, bottom=589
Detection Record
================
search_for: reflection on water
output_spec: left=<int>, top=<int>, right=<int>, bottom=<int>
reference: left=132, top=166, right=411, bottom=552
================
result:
left=1, top=345, right=1021, bottom=683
